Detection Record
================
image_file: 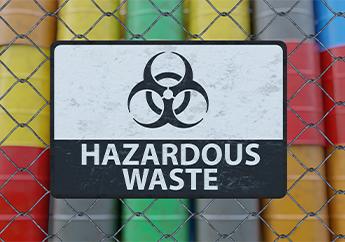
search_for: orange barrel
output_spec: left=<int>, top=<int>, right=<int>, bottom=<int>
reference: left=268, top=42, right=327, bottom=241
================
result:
left=315, top=1, right=345, bottom=239
left=326, top=147, right=345, bottom=239
left=188, top=0, right=250, bottom=40
left=48, top=1, right=120, bottom=241
left=0, top=45, right=51, bottom=241
left=57, top=0, right=120, bottom=40
left=188, top=1, right=259, bottom=241
left=262, top=146, right=328, bottom=241
left=0, top=0, right=57, bottom=48
left=254, top=1, right=329, bottom=241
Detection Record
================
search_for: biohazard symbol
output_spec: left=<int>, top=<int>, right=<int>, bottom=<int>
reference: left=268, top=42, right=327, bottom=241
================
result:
left=128, top=52, right=209, bottom=128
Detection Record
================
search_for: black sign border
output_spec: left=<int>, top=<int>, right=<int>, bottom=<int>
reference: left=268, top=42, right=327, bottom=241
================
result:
left=50, top=40, right=287, bottom=199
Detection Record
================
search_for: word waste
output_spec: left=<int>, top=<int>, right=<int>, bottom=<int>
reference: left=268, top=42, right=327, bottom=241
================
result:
left=81, top=142, right=261, bottom=191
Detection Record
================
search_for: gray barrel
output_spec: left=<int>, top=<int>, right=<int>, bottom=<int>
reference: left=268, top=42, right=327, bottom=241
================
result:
left=254, top=0, right=314, bottom=40
left=196, top=199, right=260, bottom=242
left=49, top=199, right=117, bottom=241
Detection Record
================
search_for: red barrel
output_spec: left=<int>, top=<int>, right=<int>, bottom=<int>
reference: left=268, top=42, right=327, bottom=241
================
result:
left=321, top=46, right=345, bottom=145
left=0, top=147, right=49, bottom=241
left=287, top=41, right=325, bottom=145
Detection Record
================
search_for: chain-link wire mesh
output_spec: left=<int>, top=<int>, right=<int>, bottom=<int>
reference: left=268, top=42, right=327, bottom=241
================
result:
left=0, top=0, right=344, bottom=241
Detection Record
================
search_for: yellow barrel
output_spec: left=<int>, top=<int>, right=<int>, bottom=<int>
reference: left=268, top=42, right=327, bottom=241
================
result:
left=0, top=0, right=57, bottom=48
left=57, top=0, right=120, bottom=40
left=0, top=45, right=50, bottom=147
left=262, top=145, right=329, bottom=241
left=188, top=0, right=250, bottom=40
left=327, top=146, right=345, bottom=239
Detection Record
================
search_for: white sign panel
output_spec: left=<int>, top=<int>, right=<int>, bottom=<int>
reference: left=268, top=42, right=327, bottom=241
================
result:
left=51, top=41, right=286, bottom=198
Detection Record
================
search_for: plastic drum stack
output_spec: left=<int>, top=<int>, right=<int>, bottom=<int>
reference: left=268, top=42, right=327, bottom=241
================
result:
left=315, top=1, right=345, bottom=240
left=122, top=1, right=188, bottom=241
left=0, top=0, right=56, bottom=241
left=48, top=1, right=120, bottom=241
left=188, top=1, right=259, bottom=242
left=254, top=1, right=329, bottom=241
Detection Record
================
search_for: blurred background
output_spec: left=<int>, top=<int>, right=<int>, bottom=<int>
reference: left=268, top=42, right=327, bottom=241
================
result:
left=0, top=0, right=344, bottom=241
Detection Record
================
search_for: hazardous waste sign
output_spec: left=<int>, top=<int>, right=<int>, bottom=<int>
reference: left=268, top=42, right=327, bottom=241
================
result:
left=51, top=41, right=286, bottom=198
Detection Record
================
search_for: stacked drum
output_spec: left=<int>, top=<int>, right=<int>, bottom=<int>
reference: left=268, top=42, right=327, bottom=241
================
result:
left=48, top=1, right=120, bottom=241
left=123, top=1, right=189, bottom=241
left=254, top=1, right=329, bottom=241
left=188, top=1, right=260, bottom=241
left=0, top=0, right=56, bottom=241
left=315, top=1, right=345, bottom=240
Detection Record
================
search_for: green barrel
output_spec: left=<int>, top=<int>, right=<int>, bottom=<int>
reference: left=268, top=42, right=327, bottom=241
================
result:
left=123, top=199, right=189, bottom=241
left=126, top=0, right=184, bottom=40
left=123, top=1, right=188, bottom=241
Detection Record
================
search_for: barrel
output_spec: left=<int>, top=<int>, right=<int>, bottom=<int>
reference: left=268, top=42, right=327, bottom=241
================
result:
left=49, top=199, right=116, bottom=241
left=122, top=2, right=188, bottom=241
left=0, top=0, right=57, bottom=48
left=262, top=146, right=328, bottom=241
left=254, top=0, right=314, bottom=41
left=315, top=0, right=345, bottom=51
left=188, top=1, right=258, bottom=241
left=0, top=44, right=51, bottom=241
left=48, top=1, right=120, bottom=241
left=196, top=199, right=259, bottom=242
left=188, top=0, right=250, bottom=40
left=0, top=46, right=50, bottom=147
left=57, top=0, right=120, bottom=40
left=254, top=1, right=329, bottom=241
left=315, top=1, right=345, bottom=240
left=126, top=0, right=184, bottom=40
left=123, top=199, right=189, bottom=241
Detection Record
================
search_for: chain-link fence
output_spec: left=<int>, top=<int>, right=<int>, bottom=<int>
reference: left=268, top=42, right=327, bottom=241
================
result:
left=0, top=0, right=344, bottom=241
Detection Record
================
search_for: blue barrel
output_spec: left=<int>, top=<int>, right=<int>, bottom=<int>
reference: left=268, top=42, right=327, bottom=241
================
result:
left=315, top=0, right=345, bottom=50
